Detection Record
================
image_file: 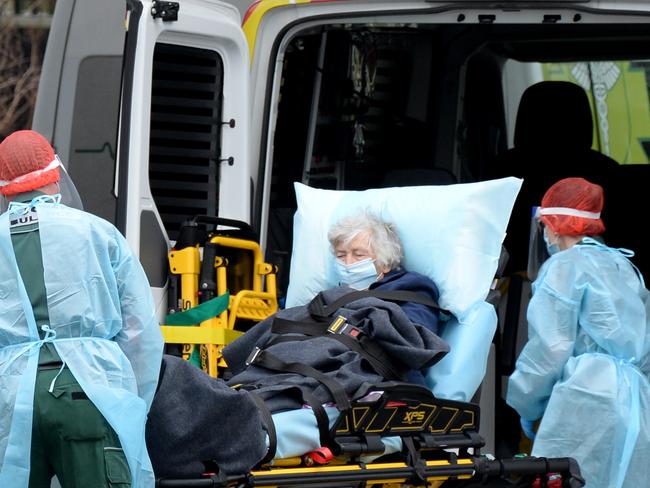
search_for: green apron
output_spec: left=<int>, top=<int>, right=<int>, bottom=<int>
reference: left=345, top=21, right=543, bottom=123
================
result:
left=10, top=193, right=131, bottom=488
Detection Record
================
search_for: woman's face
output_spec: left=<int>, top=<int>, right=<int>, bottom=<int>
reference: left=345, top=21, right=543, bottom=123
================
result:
left=334, top=231, right=390, bottom=273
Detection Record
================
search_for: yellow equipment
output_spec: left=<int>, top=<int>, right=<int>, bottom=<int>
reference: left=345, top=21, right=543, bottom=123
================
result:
left=160, top=216, right=278, bottom=377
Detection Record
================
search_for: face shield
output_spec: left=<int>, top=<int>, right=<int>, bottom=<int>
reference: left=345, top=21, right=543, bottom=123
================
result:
left=57, top=158, right=84, bottom=210
left=0, top=155, right=83, bottom=213
left=527, top=207, right=550, bottom=281
left=527, top=205, right=602, bottom=280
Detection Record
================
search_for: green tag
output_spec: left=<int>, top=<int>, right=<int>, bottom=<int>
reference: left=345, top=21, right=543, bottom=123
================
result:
left=188, top=347, right=201, bottom=369
left=164, top=292, right=230, bottom=326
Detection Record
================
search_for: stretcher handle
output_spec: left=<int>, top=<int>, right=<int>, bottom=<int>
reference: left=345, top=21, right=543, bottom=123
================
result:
left=156, top=477, right=226, bottom=487
left=476, top=456, right=585, bottom=487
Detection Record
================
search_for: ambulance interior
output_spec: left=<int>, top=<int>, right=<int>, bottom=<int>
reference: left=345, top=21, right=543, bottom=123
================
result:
left=258, top=20, right=650, bottom=457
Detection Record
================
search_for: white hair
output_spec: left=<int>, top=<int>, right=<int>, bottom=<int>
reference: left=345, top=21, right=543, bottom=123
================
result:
left=327, top=210, right=403, bottom=270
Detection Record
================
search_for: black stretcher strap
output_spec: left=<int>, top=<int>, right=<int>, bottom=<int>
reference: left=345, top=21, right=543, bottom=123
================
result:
left=308, top=289, right=446, bottom=319
left=246, top=390, right=277, bottom=465
left=269, top=317, right=406, bottom=381
left=297, top=387, right=332, bottom=449
left=247, top=348, right=351, bottom=411
left=404, top=436, right=428, bottom=486
left=243, top=384, right=333, bottom=464
left=271, top=317, right=328, bottom=336
left=264, top=333, right=405, bottom=382
left=328, top=330, right=405, bottom=381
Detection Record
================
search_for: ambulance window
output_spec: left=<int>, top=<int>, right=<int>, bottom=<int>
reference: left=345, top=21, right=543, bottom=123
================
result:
left=68, top=56, right=122, bottom=224
left=544, top=60, right=650, bottom=164
left=505, top=59, right=650, bottom=165
left=148, top=43, right=224, bottom=241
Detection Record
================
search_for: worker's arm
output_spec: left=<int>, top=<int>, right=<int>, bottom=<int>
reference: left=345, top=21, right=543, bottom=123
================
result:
left=112, top=229, right=164, bottom=410
left=506, top=260, right=579, bottom=422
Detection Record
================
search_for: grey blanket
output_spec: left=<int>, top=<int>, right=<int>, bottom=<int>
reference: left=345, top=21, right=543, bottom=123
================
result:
left=224, top=286, right=449, bottom=412
left=145, top=287, right=449, bottom=478
left=145, top=354, right=267, bottom=478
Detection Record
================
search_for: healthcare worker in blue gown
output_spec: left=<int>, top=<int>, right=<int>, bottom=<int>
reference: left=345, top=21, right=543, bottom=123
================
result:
left=0, top=130, right=164, bottom=488
left=507, top=177, right=650, bottom=488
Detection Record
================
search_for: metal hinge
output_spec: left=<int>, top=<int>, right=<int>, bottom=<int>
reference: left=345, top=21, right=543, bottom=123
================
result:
left=151, top=1, right=179, bottom=22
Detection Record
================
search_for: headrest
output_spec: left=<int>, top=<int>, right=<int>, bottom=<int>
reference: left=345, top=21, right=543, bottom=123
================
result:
left=285, top=178, right=522, bottom=319
left=514, top=81, right=593, bottom=150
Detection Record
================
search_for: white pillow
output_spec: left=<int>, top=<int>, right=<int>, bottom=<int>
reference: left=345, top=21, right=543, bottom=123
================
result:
left=285, top=178, right=522, bottom=319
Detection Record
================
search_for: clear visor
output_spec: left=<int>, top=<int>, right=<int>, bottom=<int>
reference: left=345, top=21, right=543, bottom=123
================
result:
left=527, top=206, right=550, bottom=281
left=0, top=155, right=83, bottom=213
left=57, top=160, right=84, bottom=210
left=526, top=205, right=602, bottom=280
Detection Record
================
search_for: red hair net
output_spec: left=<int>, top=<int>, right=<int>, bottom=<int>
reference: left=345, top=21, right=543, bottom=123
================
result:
left=0, top=130, right=60, bottom=196
left=540, top=177, right=605, bottom=236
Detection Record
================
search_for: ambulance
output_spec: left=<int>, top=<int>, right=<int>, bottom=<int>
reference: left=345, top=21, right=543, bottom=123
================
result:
left=33, top=0, right=650, bottom=482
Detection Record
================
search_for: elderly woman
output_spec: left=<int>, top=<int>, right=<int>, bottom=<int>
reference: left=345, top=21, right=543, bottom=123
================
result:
left=328, top=211, right=442, bottom=335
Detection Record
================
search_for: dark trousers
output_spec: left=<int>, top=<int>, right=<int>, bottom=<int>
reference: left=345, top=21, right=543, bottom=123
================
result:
left=29, top=367, right=131, bottom=488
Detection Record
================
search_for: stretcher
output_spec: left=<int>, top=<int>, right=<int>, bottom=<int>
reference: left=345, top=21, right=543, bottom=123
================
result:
left=157, top=216, right=585, bottom=488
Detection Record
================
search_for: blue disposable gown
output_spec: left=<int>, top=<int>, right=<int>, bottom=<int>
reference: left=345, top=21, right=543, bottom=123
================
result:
left=0, top=201, right=164, bottom=487
left=507, top=239, right=650, bottom=488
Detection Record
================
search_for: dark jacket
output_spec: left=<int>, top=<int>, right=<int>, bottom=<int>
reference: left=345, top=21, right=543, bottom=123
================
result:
left=371, top=269, right=441, bottom=334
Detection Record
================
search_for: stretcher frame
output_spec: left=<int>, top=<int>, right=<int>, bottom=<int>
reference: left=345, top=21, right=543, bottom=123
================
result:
left=155, top=383, right=584, bottom=487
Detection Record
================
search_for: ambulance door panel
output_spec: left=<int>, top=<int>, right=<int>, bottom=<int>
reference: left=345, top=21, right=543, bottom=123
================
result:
left=123, top=0, right=250, bottom=257
left=32, top=0, right=125, bottom=224
left=121, top=1, right=250, bottom=320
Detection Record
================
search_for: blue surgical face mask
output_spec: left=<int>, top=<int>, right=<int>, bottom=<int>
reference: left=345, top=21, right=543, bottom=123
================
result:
left=335, top=257, right=379, bottom=290
left=543, top=228, right=560, bottom=256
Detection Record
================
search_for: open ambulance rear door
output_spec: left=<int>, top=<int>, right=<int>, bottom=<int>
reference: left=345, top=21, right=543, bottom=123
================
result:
left=33, top=0, right=252, bottom=317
